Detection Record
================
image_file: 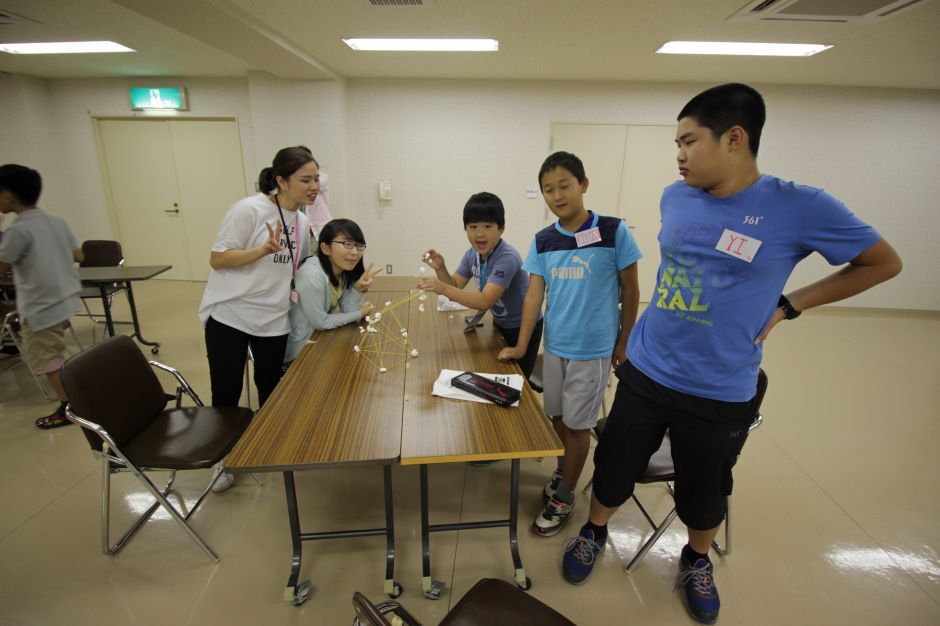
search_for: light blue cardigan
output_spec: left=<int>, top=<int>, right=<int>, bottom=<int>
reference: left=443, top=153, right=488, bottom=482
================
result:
left=284, top=258, right=363, bottom=363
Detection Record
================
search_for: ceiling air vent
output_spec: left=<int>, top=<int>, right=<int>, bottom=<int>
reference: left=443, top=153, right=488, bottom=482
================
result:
left=364, top=0, right=434, bottom=6
left=0, top=9, right=40, bottom=26
left=730, top=0, right=931, bottom=22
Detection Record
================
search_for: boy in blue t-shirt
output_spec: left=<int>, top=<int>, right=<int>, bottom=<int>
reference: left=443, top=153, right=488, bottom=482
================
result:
left=499, top=152, right=642, bottom=537
left=418, top=191, right=543, bottom=380
left=562, top=84, right=902, bottom=625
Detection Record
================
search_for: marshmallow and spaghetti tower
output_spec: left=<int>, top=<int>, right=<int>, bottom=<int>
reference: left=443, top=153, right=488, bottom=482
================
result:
left=354, top=289, right=428, bottom=372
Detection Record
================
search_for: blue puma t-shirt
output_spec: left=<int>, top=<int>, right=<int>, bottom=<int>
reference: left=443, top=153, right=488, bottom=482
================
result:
left=523, top=212, right=642, bottom=360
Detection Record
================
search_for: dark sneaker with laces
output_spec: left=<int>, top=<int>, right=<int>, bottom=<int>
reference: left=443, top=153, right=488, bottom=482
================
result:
left=676, top=554, right=720, bottom=624
left=543, top=470, right=562, bottom=501
left=562, top=527, right=606, bottom=585
left=532, top=495, right=574, bottom=536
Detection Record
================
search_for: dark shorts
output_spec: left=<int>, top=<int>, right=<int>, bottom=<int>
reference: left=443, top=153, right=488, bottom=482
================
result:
left=592, top=361, right=759, bottom=530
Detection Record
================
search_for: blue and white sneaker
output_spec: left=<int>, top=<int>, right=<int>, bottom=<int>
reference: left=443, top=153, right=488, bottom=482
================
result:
left=562, top=527, right=606, bottom=585
left=676, top=554, right=720, bottom=624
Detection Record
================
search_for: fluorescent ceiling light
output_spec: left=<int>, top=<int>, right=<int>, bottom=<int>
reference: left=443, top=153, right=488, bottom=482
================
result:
left=0, top=41, right=136, bottom=54
left=343, top=38, right=498, bottom=52
left=656, top=41, right=831, bottom=57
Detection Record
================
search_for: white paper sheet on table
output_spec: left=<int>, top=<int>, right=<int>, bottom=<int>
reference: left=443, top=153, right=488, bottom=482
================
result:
left=432, top=369, right=524, bottom=408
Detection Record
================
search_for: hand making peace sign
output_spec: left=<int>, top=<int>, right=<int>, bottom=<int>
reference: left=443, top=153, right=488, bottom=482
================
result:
left=355, top=262, right=385, bottom=293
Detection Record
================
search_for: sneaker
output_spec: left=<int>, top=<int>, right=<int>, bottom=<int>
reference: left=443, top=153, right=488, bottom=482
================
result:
left=532, top=495, right=574, bottom=537
left=211, top=472, right=236, bottom=493
left=676, top=555, right=720, bottom=625
left=562, top=527, right=606, bottom=585
left=543, top=470, right=562, bottom=501
left=470, top=460, right=499, bottom=467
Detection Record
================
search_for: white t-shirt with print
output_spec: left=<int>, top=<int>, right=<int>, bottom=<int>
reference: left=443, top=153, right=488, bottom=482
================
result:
left=198, top=193, right=311, bottom=336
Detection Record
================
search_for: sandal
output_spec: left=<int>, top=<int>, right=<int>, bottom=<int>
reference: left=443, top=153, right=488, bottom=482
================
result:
left=35, top=411, right=72, bottom=429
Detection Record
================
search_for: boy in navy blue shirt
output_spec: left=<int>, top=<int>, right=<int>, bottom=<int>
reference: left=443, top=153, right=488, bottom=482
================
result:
left=562, top=84, right=902, bottom=625
left=499, top=152, right=642, bottom=537
left=419, top=191, right=543, bottom=380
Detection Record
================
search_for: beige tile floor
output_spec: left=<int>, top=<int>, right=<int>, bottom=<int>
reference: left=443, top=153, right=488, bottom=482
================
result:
left=1, top=279, right=938, bottom=626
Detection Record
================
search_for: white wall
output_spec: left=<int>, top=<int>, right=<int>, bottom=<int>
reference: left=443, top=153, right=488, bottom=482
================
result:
left=343, top=79, right=940, bottom=310
left=246, top=72, right=347, bottom=214
left=1, top=74, right=936, bottom=309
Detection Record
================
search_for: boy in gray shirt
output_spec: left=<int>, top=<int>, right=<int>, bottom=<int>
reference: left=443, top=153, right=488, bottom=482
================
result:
left=0, top=164, right=84, bottom=428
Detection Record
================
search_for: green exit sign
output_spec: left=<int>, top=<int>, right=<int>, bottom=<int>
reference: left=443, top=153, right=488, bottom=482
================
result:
left=129, top=87, right=188, bottom=111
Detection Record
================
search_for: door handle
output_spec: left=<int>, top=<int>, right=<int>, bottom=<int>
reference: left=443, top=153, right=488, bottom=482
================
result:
left=165, top=203, right=179, bottom=215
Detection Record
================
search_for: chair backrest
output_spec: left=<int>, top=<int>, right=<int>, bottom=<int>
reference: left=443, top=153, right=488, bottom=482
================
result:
left=80, top=240, right=123, bottom=267
left=439, top=578, right=577, bottom=626
left=60, top=335, right=168, bottom=452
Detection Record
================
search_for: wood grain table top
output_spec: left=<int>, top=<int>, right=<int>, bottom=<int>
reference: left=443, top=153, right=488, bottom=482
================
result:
left=226, top=290, right=562, bottom=472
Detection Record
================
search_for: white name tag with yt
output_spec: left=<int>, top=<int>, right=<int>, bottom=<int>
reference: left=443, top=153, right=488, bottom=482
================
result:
left=575, top=227, right=601, bottom=248
left=715, top=229, right=762, bottom=263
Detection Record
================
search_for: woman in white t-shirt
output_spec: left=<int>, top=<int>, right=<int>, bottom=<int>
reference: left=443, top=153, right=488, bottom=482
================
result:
left=198, top=146, right=317, bottom=415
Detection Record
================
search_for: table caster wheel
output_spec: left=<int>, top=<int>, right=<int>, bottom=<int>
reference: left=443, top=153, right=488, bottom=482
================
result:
left=151, top=346, right=160, bottom=354
left=388, top=582, right=403, bottom=598
left=517, top=576, right=532, bottom=591
left=292, top=580, right=312, bottom=606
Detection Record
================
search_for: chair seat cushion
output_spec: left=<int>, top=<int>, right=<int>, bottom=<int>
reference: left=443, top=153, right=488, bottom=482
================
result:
left=122, top=406, right=254, bottom=469
left=439, top=578, right=576, bottom=626
left=638, top=434, right=675, bottom=483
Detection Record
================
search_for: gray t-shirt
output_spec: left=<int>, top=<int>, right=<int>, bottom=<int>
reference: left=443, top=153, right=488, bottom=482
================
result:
left=455, top=239, right=529, bottom=329
left=0, top=209, right=81, bottom=330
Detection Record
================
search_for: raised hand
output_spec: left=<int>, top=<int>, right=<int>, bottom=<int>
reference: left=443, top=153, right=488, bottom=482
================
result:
left=422, top=249, right=446, bottom=272
left=355, top=262, right=384, bottom=292
left=261, top=221, right=284, bottom=255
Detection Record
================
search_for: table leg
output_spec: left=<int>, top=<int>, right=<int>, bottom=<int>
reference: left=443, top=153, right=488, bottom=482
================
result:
left=509, top=459, right=530, bottom=589
left=98, top=285, right=115, bottom=338
left=383, top=464, right=401, bottom=597
left=420, top=464, right=437, bottom=597
left=123, top=282, right=160, bottom=354
left=283, top=471, right=312, bottom=605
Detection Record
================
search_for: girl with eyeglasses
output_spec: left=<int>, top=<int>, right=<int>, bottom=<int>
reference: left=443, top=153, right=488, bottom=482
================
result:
left=284, top=219, right=383, bottom=364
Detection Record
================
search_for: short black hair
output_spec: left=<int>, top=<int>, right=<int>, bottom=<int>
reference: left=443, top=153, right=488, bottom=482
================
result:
left=315, top=218, right=366, bottom=287
left=0, top=164, right=42, bottom=206
left=538, top=151, right=586, bottom=185
left=462, top=192, right=504, bottom=228
left=678, top=83, right=766, bottom=156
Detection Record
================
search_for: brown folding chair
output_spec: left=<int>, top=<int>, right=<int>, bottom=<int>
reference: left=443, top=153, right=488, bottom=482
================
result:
left=78, top=239, right=130, bottom=329
left=353, top=578, right=577, bottom=626
left=60, top=334, right=254, bottom=561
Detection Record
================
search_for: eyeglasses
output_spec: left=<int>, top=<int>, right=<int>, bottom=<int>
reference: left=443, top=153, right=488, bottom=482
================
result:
left=332, top=240, right=367, bottom=252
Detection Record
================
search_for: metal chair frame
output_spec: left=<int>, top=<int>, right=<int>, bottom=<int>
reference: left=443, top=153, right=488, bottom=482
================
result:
left=1, top=308, right=84, bottom=401
left=66, top=360, right=228, bottom=561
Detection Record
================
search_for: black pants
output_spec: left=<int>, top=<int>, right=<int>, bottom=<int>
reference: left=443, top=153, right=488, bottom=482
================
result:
left=496, top=318, right=544, bottom=382
left=204, top=316, right=288, bottom=408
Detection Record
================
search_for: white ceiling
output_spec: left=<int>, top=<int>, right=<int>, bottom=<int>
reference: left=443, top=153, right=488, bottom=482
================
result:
left=0, top=0, right=938, bottom=89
